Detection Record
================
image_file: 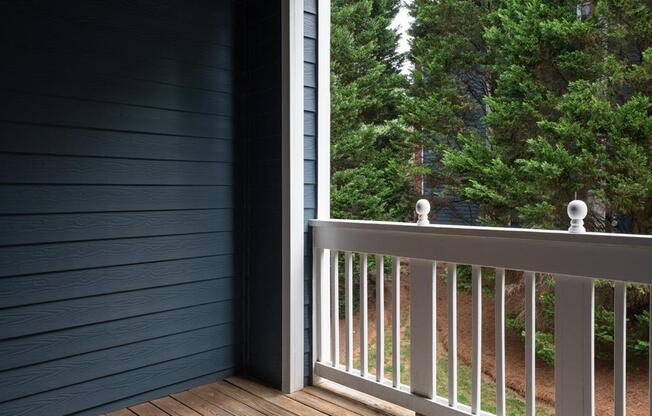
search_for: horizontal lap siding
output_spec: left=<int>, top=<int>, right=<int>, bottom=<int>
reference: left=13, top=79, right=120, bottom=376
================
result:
left=304, top=0, right=318, bottom=386
left=0, top=1, right=237, bottom=415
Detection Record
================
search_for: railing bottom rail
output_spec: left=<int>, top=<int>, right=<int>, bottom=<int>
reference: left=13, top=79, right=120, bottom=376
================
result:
left=315, top=363, right=494, bottom=416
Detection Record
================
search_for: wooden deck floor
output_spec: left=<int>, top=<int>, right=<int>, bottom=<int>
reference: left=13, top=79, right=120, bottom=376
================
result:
left=104, top=376, right=415, bottom=416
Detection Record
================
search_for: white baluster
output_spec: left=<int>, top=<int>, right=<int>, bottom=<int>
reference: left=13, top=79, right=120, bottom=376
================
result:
left=615, top=280, right=626, bottom=416
left=331, top=250, right=339, bottom=368
left=392, top=256, right=401, bottom=388
left=376, top=254, right=385, bottom=382
left=315, top=248, right=325, bottom=362
left=448, top=262, right=457, bottom=407
left=555, top=198, right=595, bottom=416
left=471, top=265, right=482, bottom=414
left=345, top=251, right=353, bottom=371
left=525, top=271, right=535, bottom=416
left=360, top=253, right=369, bottom=378
left=495, top=268, right=506, bottom=416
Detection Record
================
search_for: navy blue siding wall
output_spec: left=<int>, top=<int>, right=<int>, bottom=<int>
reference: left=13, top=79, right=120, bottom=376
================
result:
left=242, top=0, right=284, bottom=388
left=304, top=0, right=318, bottom=386
left=0, top=1, right=237, bottom=415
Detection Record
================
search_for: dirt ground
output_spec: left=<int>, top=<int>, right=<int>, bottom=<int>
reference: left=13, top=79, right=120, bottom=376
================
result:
left=338, top=264, right=650, bottom=416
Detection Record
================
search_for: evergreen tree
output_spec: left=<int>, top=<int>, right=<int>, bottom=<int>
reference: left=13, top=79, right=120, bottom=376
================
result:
left=331, top=0, right=425, bottom=221
left=408, top=0, right=652, bottom=233
left=405, top=0, right=492, bottom=142
left=405, top=0, right=494, bottom=223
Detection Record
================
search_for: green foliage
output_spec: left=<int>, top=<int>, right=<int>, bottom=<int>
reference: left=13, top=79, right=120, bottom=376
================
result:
left=534, top=331, right=556, bottom=365
left=594, top=293, right=650, bottom=360
left=331, top=0, right=425, bottom=222
left=407, top=0, right=652, bottom=232
left=456, top=265, right=473, bottom=291
left=507, top=279, right=651, bottom=364
left=504, top=276, right=554, bottom=365
left=630, top=309, right=651, bottom=355
left=440, top=264, right=499, bottom=294
left=507, top=313, right=556, bottom=365
left=405, top=0, right=652, bottom=366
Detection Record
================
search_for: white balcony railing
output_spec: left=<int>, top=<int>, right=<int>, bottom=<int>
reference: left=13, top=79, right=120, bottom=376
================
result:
left=310, top=200, right=652, bottom=416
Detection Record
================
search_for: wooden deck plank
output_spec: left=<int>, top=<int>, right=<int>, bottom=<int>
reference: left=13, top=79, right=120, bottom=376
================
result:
left=129, top=402, right=170, bottom=416
left=171, top=391, right=232, bottom=416
left=312, top=380, right=414, bottom=416
left=151, top=397, right=203, bottom=416
left=107, top=376, right=414, bottom=416
left=190, top=384, right=266, bottom=416
left=226, top=377, right=327, bottom=416
left=287, top=390, right=357, bottom=415
left=106, top=409, right=138, bottom=416
left=208, top=381, right=297, bottom=416
left=302, top=386, right=387, bottom=416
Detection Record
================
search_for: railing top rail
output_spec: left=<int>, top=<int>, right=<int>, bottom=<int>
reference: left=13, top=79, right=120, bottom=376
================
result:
left=309, top=218, right=652, bottom=284
left=310, top=218, right=652, bottom=248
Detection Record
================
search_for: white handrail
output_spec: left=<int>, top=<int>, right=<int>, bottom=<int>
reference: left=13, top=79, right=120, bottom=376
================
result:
left=310, top=218, right=652, bottom=285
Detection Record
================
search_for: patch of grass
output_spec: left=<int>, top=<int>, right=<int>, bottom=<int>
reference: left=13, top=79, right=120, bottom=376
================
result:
left=352, top=325, right=553, bottom=416
left=435, top=354, right=553, bottom=416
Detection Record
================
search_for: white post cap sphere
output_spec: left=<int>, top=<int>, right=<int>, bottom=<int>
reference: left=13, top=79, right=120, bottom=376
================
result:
left=416, top=199, right=431, bottom=216
left=567, top=199, right=588, bottom=220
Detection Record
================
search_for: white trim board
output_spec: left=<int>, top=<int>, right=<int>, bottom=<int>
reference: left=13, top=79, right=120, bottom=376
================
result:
left=312, top=0, right=332, bottom=384
left=317, top=0, right=330, bottom=220
left=281, top=0, right=305, bottom=393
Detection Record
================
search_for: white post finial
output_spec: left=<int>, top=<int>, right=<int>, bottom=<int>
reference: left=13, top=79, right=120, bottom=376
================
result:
left=416, top=199, right=431, bottom=226
left=567, top=198, right=588, bottom=233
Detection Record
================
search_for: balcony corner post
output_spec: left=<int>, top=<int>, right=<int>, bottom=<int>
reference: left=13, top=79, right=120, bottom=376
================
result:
left=554, top=198, right=594, bottom=416
left=410, top=200, right=436, bottom=406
